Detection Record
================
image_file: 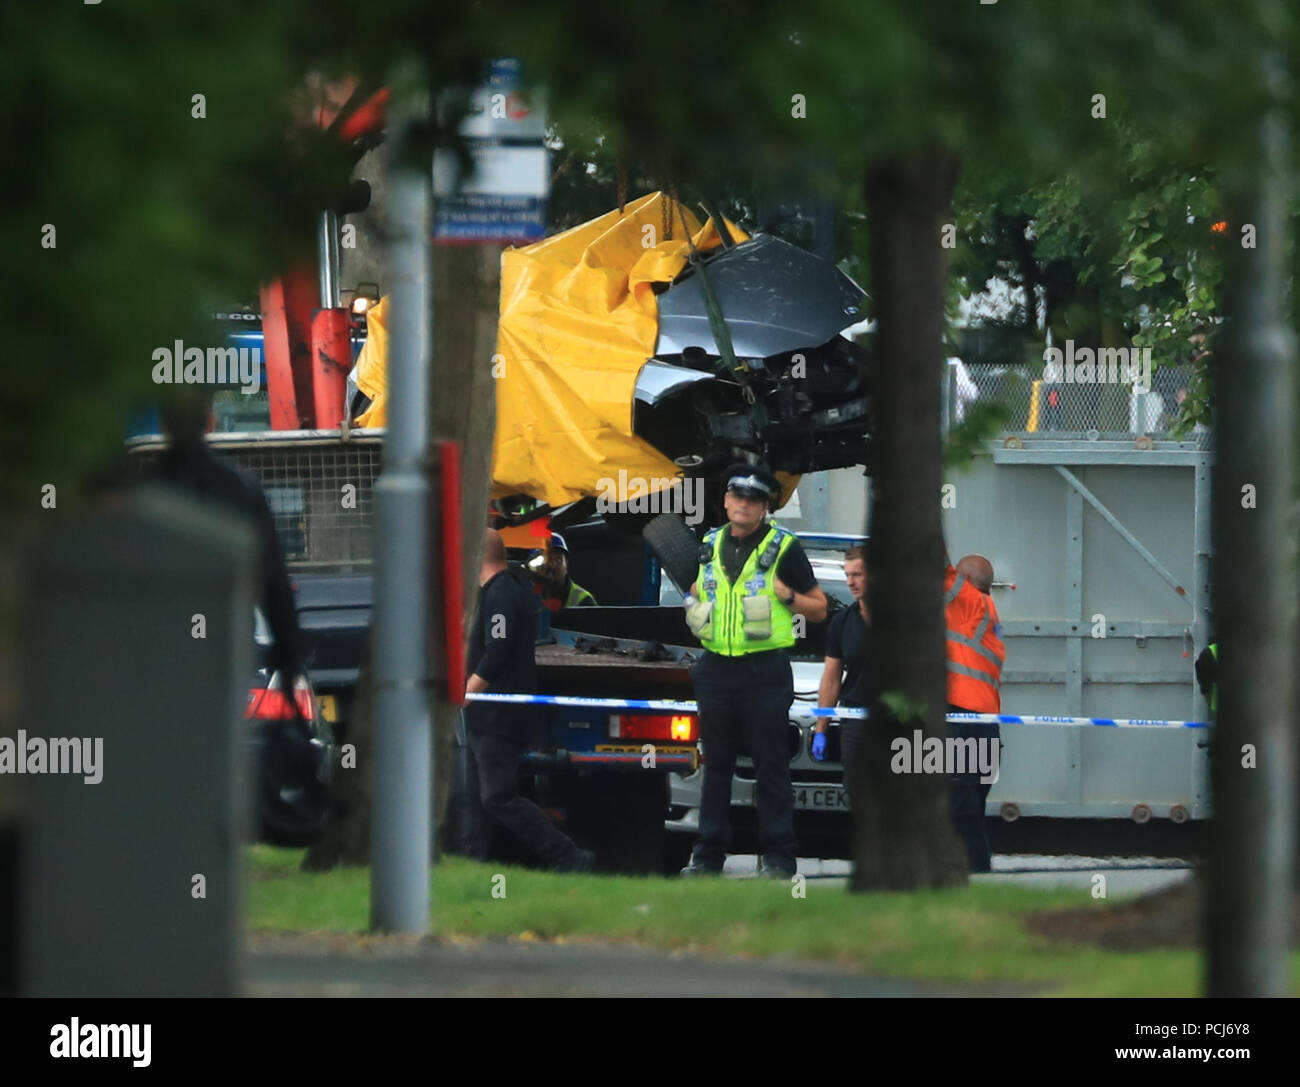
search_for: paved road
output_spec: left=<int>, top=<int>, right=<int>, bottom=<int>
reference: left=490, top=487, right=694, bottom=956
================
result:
left=246, top=934, right=1036, bottom=998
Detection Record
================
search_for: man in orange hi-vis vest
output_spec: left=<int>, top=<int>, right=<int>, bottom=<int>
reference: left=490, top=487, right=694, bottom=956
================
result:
left=944, top=554, right=1006, bottom=872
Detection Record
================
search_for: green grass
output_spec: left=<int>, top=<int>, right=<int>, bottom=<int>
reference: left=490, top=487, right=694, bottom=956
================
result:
left=246, top=846, right=1300, bottom=997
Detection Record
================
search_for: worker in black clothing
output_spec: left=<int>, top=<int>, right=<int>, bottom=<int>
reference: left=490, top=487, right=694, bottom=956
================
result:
left=814, top=544, right=874, bottom=810
left=1195, top=640, right=1218, bottom=717
left=680, top=464, right=828, bottom=879
left=140, top=389, right=319, bottom=814
left=146, top=390, right=305, bottom=685
left=462, top=528, right=594, bottom=872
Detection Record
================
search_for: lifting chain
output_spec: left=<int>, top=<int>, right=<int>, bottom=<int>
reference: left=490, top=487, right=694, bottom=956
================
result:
left=669, top=179, right=687, bottom=244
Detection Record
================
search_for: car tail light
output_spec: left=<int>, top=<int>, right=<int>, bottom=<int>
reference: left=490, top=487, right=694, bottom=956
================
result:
left=610, top=713, right=697, bottom=743
left=246, top=672, right=314, bottom=720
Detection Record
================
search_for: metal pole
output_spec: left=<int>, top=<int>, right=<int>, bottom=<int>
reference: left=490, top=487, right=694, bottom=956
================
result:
left=1192, top=458, right=1213, bottom=720
left=943, top=360, right=956, bottom=437
left=1065, top=486, right=1083, bottom=716
left=318, top=210, right=340, bottom=308
left=371, top=85, right=433, bottom=933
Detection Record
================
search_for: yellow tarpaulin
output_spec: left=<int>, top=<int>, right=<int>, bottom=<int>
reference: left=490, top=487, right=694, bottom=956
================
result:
left=353, top=191, right=748, bottom=507
left=354, top=295, right=390, bottom=427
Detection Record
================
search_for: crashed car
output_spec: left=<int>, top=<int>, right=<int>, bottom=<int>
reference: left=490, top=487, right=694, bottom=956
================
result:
left=633, top=228, right=870, bottom=481
left=345, top=191, right=871, bottom=520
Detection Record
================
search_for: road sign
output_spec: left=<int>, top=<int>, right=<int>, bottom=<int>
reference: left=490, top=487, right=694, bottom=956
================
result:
left=434, top=58, right=549, bottom=244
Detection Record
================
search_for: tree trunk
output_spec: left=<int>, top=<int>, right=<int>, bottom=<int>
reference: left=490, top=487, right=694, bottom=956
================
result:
left=303, top=239, right=502, bottom=871
left=429, top=242, right=503, bottom=849
left=852, top=152, right=969, bottom=891
left=1206, top=72, right=1298, bottom=995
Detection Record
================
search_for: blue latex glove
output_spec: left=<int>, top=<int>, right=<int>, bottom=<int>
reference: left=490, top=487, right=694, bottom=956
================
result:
left=811, top=731, right=828, bottom=761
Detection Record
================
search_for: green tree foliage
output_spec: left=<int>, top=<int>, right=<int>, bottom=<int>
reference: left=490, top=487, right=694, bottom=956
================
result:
left=951, top=141, right=1229, bottom=434
left=12, top=0, right=1290, bottom=499
left=0, top=2, right=483, bottom=503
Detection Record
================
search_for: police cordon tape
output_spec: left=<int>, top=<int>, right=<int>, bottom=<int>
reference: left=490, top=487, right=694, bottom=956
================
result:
left=464, top=693, right=1207, bottom=728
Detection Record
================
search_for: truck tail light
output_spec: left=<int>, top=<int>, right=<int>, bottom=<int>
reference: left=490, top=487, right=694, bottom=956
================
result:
left=610, top=713, right=698, bottom=743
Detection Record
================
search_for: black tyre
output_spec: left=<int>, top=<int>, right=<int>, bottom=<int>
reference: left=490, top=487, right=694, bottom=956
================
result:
left=642, top=512, right=701, bottom=596
left=253, top=720, right=334, bottom=847
left=257, top=780, right=332, bottom=846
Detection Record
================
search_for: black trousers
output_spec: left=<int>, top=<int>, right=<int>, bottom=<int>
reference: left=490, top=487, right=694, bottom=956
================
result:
left=692, top=650, right=797, bottom=868
left=947, top=706, right=1001, bottom=873
left=839, top=714, right=865, bottom=812
left=460, top=729, right=578, bottom=867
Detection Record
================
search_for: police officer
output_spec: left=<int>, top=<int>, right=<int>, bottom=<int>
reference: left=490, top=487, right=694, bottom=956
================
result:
left=681, top=465, right=828, bottom=878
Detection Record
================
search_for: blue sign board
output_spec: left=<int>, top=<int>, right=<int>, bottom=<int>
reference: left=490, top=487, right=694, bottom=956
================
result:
left=433, top=59, right=549, bottom=244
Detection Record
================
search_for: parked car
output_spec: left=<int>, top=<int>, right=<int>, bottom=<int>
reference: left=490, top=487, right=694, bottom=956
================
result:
left=244, top=642, right=338, bottom=846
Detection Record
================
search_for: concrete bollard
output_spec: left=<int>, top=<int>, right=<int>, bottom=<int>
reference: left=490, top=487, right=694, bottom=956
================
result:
left=19, top=486, right=256, bottom=996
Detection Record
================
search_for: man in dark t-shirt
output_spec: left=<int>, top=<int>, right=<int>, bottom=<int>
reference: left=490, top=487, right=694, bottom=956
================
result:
left=460, top=528, right=593, bottom=872
left=146, top=391, right=304, bottom=684
left=815, top=545, right=872, bottom=809
left=137, top=391, right=321, bottom=826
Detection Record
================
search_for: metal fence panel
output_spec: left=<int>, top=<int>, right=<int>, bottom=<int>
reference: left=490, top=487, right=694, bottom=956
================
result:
left=129, top=432, right=382, bottom=572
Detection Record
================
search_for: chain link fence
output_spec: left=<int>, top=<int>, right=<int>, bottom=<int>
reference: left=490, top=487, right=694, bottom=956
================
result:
left=944, top=360, right=1211, bottom=448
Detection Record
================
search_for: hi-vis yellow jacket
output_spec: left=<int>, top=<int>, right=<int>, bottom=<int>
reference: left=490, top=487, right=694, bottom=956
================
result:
left=692, top=524, right=797, bottom=656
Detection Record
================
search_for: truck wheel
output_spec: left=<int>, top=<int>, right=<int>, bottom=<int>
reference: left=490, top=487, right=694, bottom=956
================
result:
left=642, top=513, right=701, bottom=596
left=563, top=774, right=667, bottom=875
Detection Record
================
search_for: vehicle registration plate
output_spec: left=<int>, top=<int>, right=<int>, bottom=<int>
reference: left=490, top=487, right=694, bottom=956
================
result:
left=314, top=695, right=338, bottom=723
left=596, top=743, right=697, bottom=769
left=792, top=786, right=849, bottom=811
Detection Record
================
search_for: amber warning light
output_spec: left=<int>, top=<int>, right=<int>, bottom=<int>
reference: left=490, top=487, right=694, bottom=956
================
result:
left=610, top=714, right=698, bottom=743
